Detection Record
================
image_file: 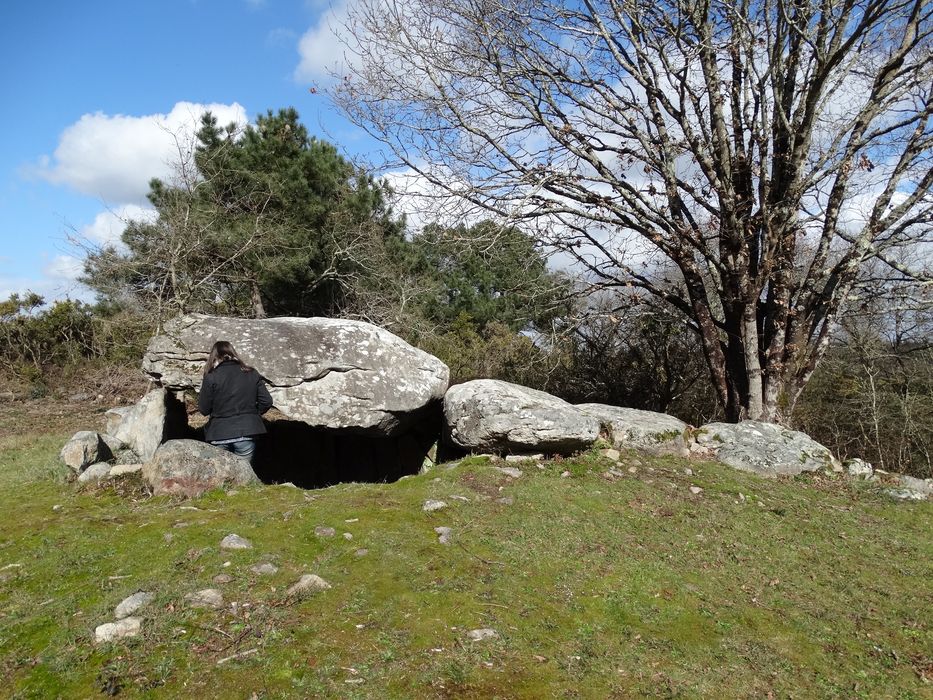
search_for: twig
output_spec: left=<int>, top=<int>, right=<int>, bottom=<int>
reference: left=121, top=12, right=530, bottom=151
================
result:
left=216, top=648, right=258, bottom=665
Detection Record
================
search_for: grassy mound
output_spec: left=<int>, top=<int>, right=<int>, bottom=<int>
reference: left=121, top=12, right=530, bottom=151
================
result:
left=0, top=414, right=930, bottom=698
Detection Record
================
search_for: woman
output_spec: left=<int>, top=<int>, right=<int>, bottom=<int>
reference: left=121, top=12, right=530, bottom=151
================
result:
left=198, top=340, right=273, bottom=463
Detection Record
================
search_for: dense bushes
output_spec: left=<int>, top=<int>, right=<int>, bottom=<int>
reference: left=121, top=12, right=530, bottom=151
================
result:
left=0, top=293, right=148, bottom=396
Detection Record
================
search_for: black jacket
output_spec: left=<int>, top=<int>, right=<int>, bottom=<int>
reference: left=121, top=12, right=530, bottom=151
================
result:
left=198, top=361, right=274, bottom=442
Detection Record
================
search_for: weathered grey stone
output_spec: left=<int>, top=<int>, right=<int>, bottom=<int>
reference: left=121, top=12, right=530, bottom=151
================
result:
left=886, top=488, right=928, bottom=501
left=77, top=462, right=113, bottom=484
left=494, top=466, right=523, bottom=478
left=444, top=379, right=600, bottom=454
left=212, top=573, right=234, bottom=584
left=109, top=463, right=143, bottom=477
left=99, top=433, right=125, bottom=455
left=695, top=421, right=839, bottom=477
left=105, top=406, right=132, bottom=437
left=115, top=592, right=155, bottom=619
left=250, top=563, right=278, bottom=575
left=466, top=628, right=499, bottom=641
left=898, top=475, right=932, bottom=497
left=576, top=404, right=691, bottom=457
left=845, top=458, right=874, bottom=479
left=143, top=314, right=449, bottom=436
left=112, top=388, right=188, bottom=462
left=423, top=499, right=447, bottom=512
left=113, top=448, right=141, bottom=466
left=142, top=439, right=259, bottom=497
left=60, top=431, right=113, bottom=473
left=95, top=617, right=142, bottom=643
left=287, top=574, right=331, bottom=596
left=220, top=534, right=253, bottom=550
left=434, top=526, right=452, bottom=545
left=185, top=588, right=224, bottom=609
left=314, top=526, right=336, bottom=537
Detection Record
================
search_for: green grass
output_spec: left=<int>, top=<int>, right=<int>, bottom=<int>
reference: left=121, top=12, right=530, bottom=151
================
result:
left=0, top=425, right=931, bottom=698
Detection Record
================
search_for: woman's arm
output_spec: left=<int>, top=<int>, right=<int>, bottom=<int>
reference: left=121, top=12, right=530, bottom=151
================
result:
left=256, top=376, right=273, bottom=415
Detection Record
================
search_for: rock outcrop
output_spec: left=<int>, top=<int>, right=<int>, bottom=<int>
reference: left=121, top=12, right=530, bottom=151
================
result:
left=576, top=404, right=691, bottom=457
left=443, top=379, right=600, bottom=454
left=143, top=314, right=449, bottom=436
left=142, top=439, right=259, bottom=496
left=60, top=431, right=115, bottom=473
left=111, top=388, right=188, bottom=462
left=695, top=420, right=839, bottom=477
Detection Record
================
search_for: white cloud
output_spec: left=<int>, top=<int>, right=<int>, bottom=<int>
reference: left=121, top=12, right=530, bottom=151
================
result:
left=32, top=101, right=248, bottom=205
left=0, top=256, right=94, bottom=304
left=294, top=0, right=356, bottom=82
left=43, top=254, right=84, bottom=282
left=79, top=204, right=158, bottom=247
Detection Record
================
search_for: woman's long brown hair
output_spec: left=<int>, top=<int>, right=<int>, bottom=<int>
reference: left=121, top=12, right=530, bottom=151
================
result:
left=202, top=340, right=253, bottom=378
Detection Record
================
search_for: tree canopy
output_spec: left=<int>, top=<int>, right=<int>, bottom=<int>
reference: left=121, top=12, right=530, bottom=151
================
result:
left=83, top=108, right=403, bottom=321
left=335, top=0, right=933, bottom=421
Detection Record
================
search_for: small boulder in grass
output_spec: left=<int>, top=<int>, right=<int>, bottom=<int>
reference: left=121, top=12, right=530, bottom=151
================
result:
left=423, top=500, right=447, bottom=512
left=287, top=574, right=331, bottom=597
left=220, top=534, right=253, bottom=550
left=250, top=562, right=278, bottom=575
left=314, top=526, right=336, bottom=538
left=115, top=592, right=155, bottom=619
left=466, top=628, right=499, bottom=641
left=185, top=588, right=224, bottom=609
left=95, top=617, right=142, bottom=643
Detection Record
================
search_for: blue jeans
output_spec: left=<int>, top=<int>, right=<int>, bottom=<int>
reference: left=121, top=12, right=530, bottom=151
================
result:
left=213, top=438, right=256, bottom=462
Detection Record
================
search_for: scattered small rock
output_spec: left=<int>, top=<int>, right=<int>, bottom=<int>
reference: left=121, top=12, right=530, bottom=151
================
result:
left=343, top=532, right=353, bottom=540
left=505, top=454, right=543, bottom=463
left=886, top=488, right=927, bottom=502
left=115, top=592, right=154, bottom=619
left=689, top=486, right=703, bottom=495
left=212, top=574, right=234, bottom=585
left=450, top=494, right=470, bottom=502
left=602, top=448, right=621, bottom=462
left=109, top=464, right=143, bottom=477
left=163, top=533, right=173, bottom=543
left=250, top=563, right=278, bottom=575
left=95, top=617, right=142, bottom=643
left=422, top=500, right=447, bottom=512
left=435, top=526, right=452, bottom=545
left=495, top=496, right=514, bottom=505
left=354, top=549, right=369, bottom=557
left=684, top=468, right=694, bottom=476
left=560, top=470, right=571, bottom=478
left=287, top=574, right=331, bottom=597
left=220, top=534, right=253, bottom=550
left=314, top=526, right=336, bottom=538
left=495, top=466, right=524, bottom=478
left=627, top=467, right=637, bottom=474
left=185, top=588, right=224, bottom=609
left=898, top=475, right=932, bottom=497
left=466, top=628, right=499, bottom=641
left=52, top=504, right=62, bottom=511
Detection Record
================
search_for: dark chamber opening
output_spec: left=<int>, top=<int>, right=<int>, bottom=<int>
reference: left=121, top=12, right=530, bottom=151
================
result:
left=248, top=416, right=439, bottom=489
left=182, top=389, right=442, bottom=489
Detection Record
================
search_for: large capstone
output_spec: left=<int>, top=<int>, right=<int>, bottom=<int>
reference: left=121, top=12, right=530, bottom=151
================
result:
left=444, top=379, right=600, bottom=455
left=142, top=439, right=259, bottom=497
left=576, top=404, right=691, bottom=457
left=144, top=314, right=449, bottom=436
left=694, top=420, right=839, bottom=477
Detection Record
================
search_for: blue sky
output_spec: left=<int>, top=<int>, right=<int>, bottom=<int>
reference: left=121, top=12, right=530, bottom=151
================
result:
left=0, top=0, right=379, bottom=302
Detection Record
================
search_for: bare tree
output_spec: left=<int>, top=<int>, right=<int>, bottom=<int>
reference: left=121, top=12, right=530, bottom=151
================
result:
left=334, top=0, right=933, bottom=421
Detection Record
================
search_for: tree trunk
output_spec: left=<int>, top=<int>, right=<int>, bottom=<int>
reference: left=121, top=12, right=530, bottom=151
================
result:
left=251, top=281, right=267, bottom=319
